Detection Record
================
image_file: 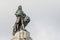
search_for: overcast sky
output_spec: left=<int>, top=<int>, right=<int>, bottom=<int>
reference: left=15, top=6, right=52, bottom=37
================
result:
left=0, top=0, right=60, bottom=40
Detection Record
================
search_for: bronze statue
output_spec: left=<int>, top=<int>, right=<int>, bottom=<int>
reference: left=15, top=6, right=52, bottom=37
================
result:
left=13, top=5, right=30, bottom=35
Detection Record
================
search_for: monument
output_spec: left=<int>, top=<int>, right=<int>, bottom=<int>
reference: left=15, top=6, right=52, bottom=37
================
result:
left=11, top=5, right=32, bottom=40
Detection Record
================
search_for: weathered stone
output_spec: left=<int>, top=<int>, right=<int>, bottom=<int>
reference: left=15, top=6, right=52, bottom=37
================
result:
left=11, top=30, right=32, bottom=40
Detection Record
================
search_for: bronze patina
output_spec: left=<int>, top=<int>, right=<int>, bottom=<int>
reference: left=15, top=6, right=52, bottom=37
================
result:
left=13, top=5, right=30, bottom=35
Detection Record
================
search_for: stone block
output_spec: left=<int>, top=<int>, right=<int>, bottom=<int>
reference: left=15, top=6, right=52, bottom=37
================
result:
left=11, top=30, right=32, bottom=40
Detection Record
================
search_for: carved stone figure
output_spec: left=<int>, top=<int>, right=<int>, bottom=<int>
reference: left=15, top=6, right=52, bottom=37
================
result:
left=13, top=5, right=30, bottom=35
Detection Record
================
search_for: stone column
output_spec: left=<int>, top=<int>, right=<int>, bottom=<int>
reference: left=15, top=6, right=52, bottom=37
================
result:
left=11, top=30, right=32, bottom=40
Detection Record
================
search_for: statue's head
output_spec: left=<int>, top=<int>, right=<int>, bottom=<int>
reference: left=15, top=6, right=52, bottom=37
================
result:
left=15, top=5, right=23, bottom=17
left=18, top=5, right=22, bottom=10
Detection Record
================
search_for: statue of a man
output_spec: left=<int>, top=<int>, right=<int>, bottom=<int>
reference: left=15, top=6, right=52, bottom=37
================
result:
left=13, top=5, right=30, bottom=35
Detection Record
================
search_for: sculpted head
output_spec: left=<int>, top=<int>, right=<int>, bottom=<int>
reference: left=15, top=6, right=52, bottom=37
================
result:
left=18, top=5, right=22, bottom=10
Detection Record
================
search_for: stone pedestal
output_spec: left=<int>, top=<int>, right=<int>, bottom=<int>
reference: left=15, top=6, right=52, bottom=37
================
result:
left=11, top=30, right=32, bottom=40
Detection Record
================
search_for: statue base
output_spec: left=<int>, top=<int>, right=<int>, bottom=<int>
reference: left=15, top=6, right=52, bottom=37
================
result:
left=11, top=30, right=32, bottom=40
